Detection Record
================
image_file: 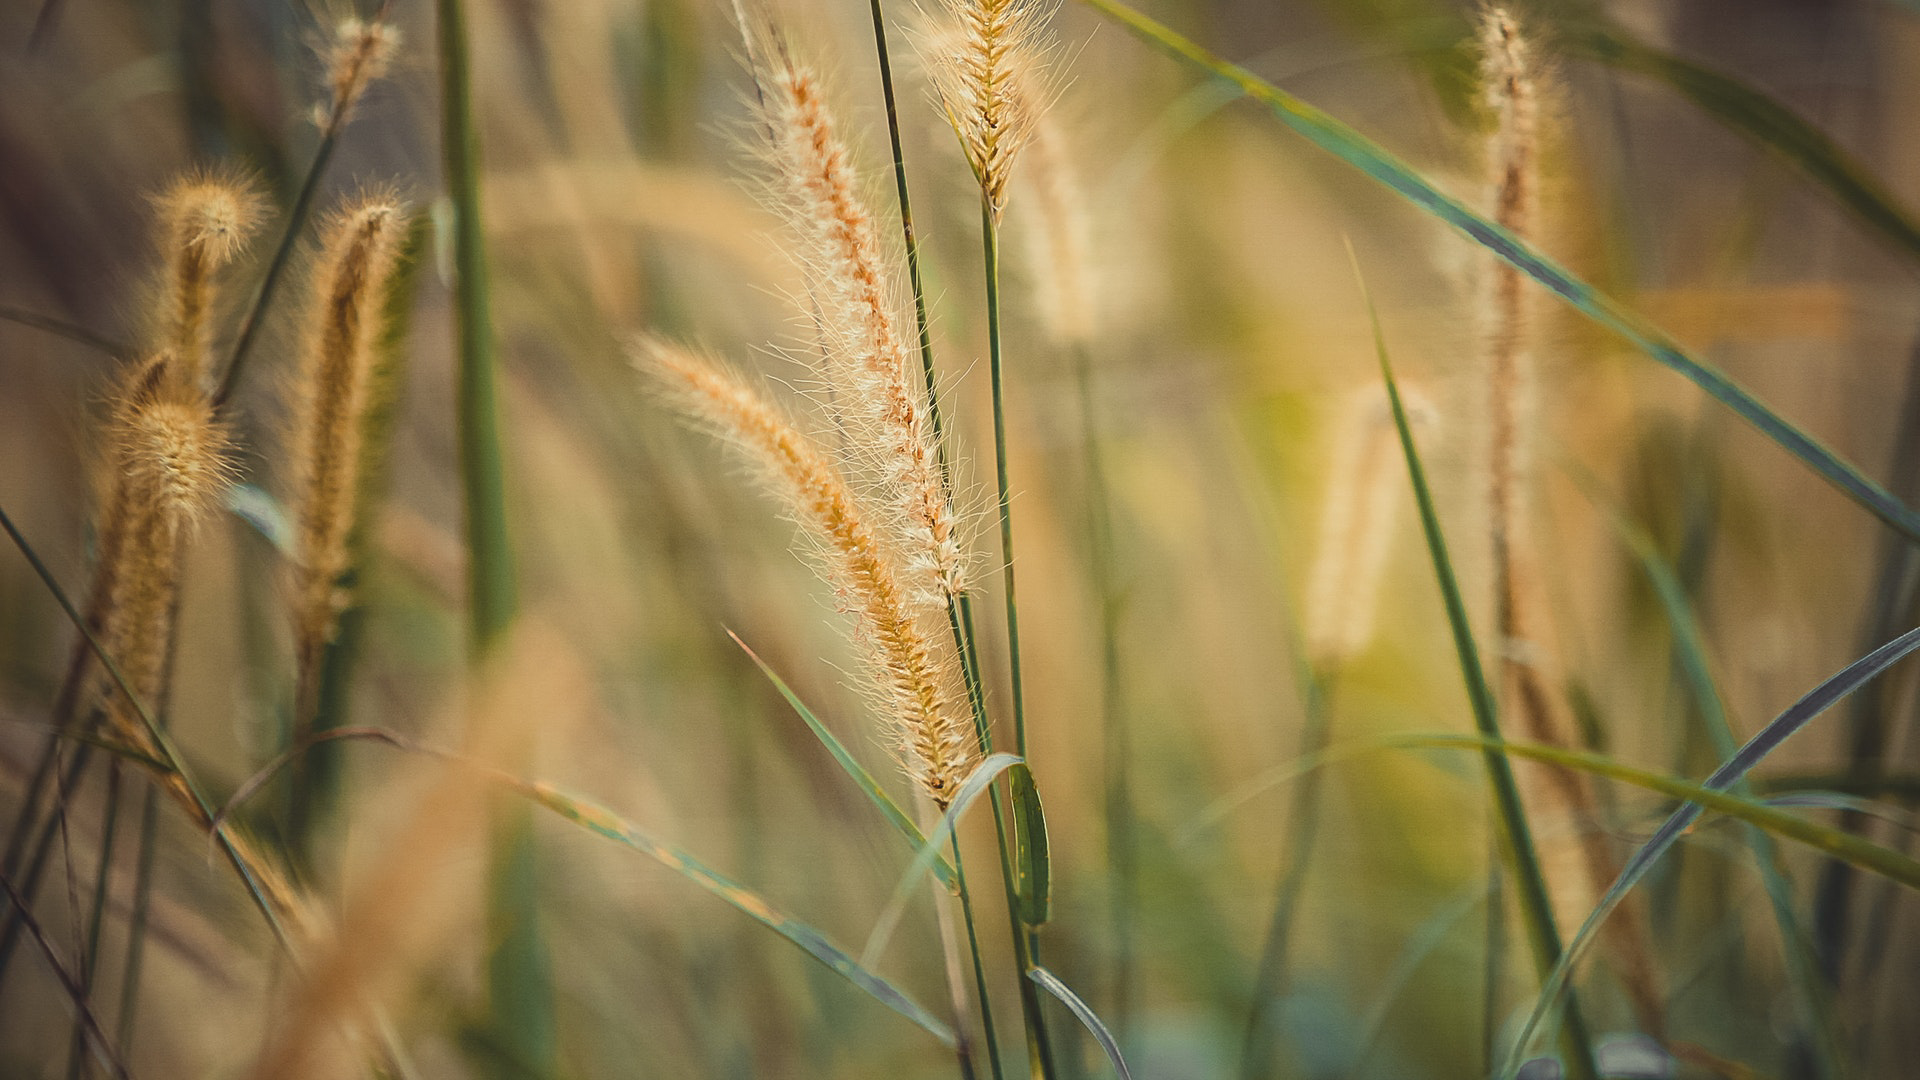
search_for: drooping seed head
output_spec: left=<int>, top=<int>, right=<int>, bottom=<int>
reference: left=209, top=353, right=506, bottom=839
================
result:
left=637, top=338, right=973, bottom=806
left=750, top=38, right=966, bottom=608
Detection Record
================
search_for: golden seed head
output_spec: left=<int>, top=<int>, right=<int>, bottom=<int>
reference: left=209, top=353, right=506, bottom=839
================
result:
left=114, top=394, right=234, bottom=528
left=156, top=173, right=266, bottom=269
left=322, top=18, right=400, bottom=127
left=919, top=0, right=1057, bottom=219
left=751, top=40, right=966, bottom=608
left=637, top=338, right=973, bottom=806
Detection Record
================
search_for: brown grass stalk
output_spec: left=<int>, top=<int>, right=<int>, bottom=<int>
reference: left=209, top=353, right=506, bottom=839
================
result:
left=1477, top=5, right=1664, bottom=1035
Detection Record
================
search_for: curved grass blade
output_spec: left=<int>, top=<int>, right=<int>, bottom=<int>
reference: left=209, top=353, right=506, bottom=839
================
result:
left=862, top=753, right=1024, bottom=968
left=1397, top=734, right=1920, bottom=889
left=1499, top=625, right=1920, bottom=1076
left=1568, top=461, right=1845, bottom=1078
left=1079, top=0, right=1920, bottom=542
left=1352, top=245, right=1600, bottom=1080
left=1567, top=24, right=1920, bottom=265
left=1009, top=762, right=1051, bottom=928
left=1028, top=966, right=1132, bottom=1080
left=518, top=779, right=956, bottom=1046
left=728, top=630, right=955, bottom=887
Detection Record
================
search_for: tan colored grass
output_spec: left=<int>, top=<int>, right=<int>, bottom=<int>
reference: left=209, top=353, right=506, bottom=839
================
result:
left=754, top=41, right=964, bottom=609
left=1477, top=5, right=1665, bottom=1035
left=638, top=338, right=972, bottom=807
left=919, top=0, right=1056, bottom=218
left=153, top=174, right=266, bottom=389
left=319, top=17, right=400, bottom=129
left=288, top=194, right=408, bottom=700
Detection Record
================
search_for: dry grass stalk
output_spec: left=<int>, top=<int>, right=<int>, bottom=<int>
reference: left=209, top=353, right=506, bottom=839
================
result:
left=638, top=338, right=972, bottom=807
left=753, top=41, right=963, bottom=609
left=920, top=0, right=1056, bottom=218
left=153, top=175, right=265, bottom=389
left=1477, top=6, right=1665, bottom=1034
left=289, top=195, right=408, bottom=699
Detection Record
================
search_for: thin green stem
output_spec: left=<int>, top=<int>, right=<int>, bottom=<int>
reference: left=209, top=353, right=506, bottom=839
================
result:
left=953, top=837, right=1006, bottom=1080
left=981, top=201, right=1027, bottom=759
left=437, top=2, right=548, bottom=1074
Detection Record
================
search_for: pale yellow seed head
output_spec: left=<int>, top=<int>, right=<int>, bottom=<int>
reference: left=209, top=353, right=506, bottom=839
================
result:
left=919, top=0, right=1057, bottom=219
left=637, top=338, right=972, bottom=806
left=321, top=18, right=400, bottom=128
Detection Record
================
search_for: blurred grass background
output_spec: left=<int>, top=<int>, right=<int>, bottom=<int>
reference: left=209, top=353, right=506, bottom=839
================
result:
left=4, top=0, right=1920, bottom=1077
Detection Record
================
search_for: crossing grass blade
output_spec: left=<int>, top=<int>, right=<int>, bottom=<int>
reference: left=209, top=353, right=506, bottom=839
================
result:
left=517, top=778, right=957, bottom=1046
left=729, top=631, right=955, bottom=888
left=1349, top=242, right=1600, bottom=1080
left=861, top=753, right=1024, bottom=968
left=1078, top=0, right=1920, bottom=543
left=1496, top=624, right=1920, bottom=1076
left=1028, top=966, right=1132, bottom=1080
left=1569, top=462, right=1847, bottom=1078
left=1565, top=23, right=1920, bottom=266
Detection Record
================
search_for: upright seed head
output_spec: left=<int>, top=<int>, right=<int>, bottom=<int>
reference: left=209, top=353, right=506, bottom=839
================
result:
left=154, top=173, right=267, bottom=390
left=91, top=357, right=234, bottom=739
left=319, top=17, right=400, bottom=129
left=638, top=338, right=972, bottom=806
left=752, top=40, right=965, bottom=608
left=1016, top=92, right=1095, bottom=346
left=289, top=195, right=408, bottom=680
left=919, top=0, right=1057, bottom=219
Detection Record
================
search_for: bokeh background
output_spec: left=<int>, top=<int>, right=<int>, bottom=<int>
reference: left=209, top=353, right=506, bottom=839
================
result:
left=4, top=0, right=1920, bottom=1077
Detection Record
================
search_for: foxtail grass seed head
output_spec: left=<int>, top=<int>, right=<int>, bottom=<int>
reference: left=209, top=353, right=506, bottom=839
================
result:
left=1303, top=382, right=1434, bottom=664
left=290, top=195, right=408, bottom=678
left=753, top=41, right=965, bottom=607
left=94, top=363, right=235, bottom=740
left=637, top=338, right=972, bottom=806
left=920, top=0, right=1057, bottom=219
left=154, top=173, right=267, bottom=388
left=1017, top=99, right=1095, bottom=346
left=319, top=17, right=400, bottom=128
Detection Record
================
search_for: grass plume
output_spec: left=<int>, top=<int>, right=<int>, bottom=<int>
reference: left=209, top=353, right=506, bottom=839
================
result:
left=288, top=195, right=408, bottom=706
left=753, top=37, right=965, bottom=609
left=639, top=338, right=973, bottom=808
left=920, top=0, right=1056, bottom=219
left=153, top=174, right=265, bottom=390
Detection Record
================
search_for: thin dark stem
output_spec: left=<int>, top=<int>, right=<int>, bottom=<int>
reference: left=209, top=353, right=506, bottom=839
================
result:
left=0, top=306, right=125, bottom=357
left=0, top=866, right=133, bottom=1080
left=952, top=836, right=1005, bottom=1080
left=981, top=201, right=1029, bottom=760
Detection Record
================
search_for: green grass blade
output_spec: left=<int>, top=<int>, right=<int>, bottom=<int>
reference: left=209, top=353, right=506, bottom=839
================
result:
left=1351, top=248, right=1599, bottom=1080
left=519, top=780, right=956, bottom=1046
left=1009, top=762, right=1050, bottom=928
left=728, top=631, right=955, bottom=887
left=1028, top=966, right=1132, bottom=1080
left=1570, top=465, right=1846, bottom=1078
left=1079, top=0, right=1920, bottom=543
left=862, top=753, right=1024, bottom=968
left=1498, top=624, right=1920, bottom=1075
left=1567, top=24, right=1920, bottom=265
left=1398, top=734, right=1920, bottom=889
left=436, top=0, right=544, bottom=1071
